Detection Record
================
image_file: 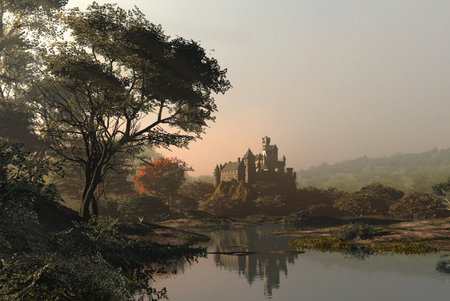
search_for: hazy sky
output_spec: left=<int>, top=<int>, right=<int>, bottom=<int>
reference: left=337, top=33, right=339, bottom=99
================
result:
left=69, top=0, right=450, bottom=176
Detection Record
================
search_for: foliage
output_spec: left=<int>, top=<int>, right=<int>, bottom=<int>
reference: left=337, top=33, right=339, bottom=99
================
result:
left=307, top=204, right=344, bottom=217
left=282, top=209, right=312, bottom=228
left=333, top=183, right=404, bottom=216
left=117, top=194, right=171, bottom=222
left=282, top=209, right=343, bottom=229
left=0, top=253, right=130, bottom=301
left=171, top=180, right=215, bottom=211
left=201, top=181, right=257, bottom=217
left=52, top=154, right=137, bottom=210
left=212, top=180, right=257, bottom=202
left=332, top=223, right=381, bottom=241
left=0, top=0, right=67, bottom=160
left=0, top=143, right=62, bottom=255
left=293, top=186, right=343, bottom=211
left=176, top=180, right=215, bottom=210
left=254, top=195, right=288, bottom=216
left=431, top=177, right=450, bottom=207
left=0, top=143, right=60, bottom=204
left=289, top=237, right=437, bottom=255
left=0, top=0, right=67, bottom=96
left=333, top=191, right=373, bottom=216
left=0, top=143, right=205, bottom=299
left=289, top=237, right=353, bottom=253
left=388, top=192, right=443, bottom=220
left=33, top=2, right=230, bottom=219
left=201, top=196, right=255, bottom=217
left=1, top=215, right=206, bottom=300
left=360, top=183, right=404, bottom=215
left=134, top=157, right=192, bottom=205
left=368, top=241, right=437, bottom=255
left=174, top=195, right=199, bottom=211
left=298, top=148, right=450, bottom=192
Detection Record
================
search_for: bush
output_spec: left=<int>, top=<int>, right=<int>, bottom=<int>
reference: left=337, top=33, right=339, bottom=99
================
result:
left=174, top=195, right=198, bottom=211
left=333, top=223, right=380, bottom=241
left=254, top=195, right=288, bottom=216
left=118, top=194, right=171, bottom=222
left=308, top=204, right=345, bottom=217
left=201, top=196, right=256, bottom=217
left=282, top=209, right=343, bottom=229
left=332, top=184, right=405, bottom=217
left=388, top=192, right=442, bottom=220
left=0, top=143, right=61, bottom=256
left=0, top=253, right=130, bottom=301
left=360, top=183, right=404, bottom=215
left=333, top=192, right=373, bottom=216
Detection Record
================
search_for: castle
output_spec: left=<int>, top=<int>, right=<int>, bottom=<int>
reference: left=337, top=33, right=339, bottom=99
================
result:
left=213, top=136, right=296, bottom=187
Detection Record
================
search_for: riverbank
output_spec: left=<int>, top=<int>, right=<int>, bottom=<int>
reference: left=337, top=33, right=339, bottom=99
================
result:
left=118, top=222, right=210, bottom=245
left=156, top=215, right=261, bottom=232
left=274, top=217, right=450, bottom=251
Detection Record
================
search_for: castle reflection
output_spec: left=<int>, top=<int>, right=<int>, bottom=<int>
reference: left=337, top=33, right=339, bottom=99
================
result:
left=207, top=225, right=297, bottom=297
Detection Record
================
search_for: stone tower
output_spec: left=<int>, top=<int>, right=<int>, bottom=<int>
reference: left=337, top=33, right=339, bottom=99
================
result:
left=213, top=165, right=221, bottom=188
left=262, top=136, right=270, bottom=150
left=242, top=148, right=256, bottom=184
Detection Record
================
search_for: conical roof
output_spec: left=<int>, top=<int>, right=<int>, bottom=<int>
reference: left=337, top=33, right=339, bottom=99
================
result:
left=242, top=148, right=255, bottom=159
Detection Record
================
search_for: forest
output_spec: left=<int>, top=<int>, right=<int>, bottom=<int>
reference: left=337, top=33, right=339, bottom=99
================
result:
left=297, top=148, right=450, bottom=192
left=0, top=1, right=449, bottom=300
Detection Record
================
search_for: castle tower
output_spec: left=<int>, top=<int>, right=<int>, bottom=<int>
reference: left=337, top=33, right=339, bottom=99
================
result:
left=242, top=148, right=256, bottom=184
left=262, top=136, right=270, bottom=151
left=213, top=165, right=221, bottom=187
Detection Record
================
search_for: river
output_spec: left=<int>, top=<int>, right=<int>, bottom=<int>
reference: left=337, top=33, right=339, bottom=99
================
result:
left=153, top=224, right=450, bottom=300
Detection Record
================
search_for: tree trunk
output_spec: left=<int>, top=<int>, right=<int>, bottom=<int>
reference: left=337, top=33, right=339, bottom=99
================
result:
left=79, top=168, right=103, bottom=220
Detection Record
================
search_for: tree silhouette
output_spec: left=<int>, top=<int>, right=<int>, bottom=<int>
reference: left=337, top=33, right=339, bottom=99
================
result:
left=34, top=3, right=230, bottom=219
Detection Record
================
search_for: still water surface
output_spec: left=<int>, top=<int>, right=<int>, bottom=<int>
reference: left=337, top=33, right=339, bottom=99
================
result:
left=154, top=225, right=450, bottom=300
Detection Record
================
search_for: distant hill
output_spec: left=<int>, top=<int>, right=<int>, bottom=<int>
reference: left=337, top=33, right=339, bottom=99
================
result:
left=297, top=148, right=450, bottom=192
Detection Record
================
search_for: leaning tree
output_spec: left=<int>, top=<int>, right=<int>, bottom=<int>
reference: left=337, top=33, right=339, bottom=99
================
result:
left=34, top=3, right=230, bottom=220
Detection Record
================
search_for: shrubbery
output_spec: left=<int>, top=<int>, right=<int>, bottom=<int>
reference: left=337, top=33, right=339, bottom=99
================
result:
left=201, top=181, right=257, bottom=217
left=254, top=195, right=288, bottom=216
left=0, top=144, right=205, bottom=300
left=333, top=223, right=381, bottom=241
left=388, top=192, right=443, bottom=220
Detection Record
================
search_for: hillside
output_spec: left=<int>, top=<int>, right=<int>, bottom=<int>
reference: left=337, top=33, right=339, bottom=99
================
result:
left=297, top=148, right=450, bottom=192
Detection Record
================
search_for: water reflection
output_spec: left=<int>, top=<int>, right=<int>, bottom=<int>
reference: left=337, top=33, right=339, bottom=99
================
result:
left=154, top=225, right=450, bottom=300
left=207, top=225, right=297, bottom=297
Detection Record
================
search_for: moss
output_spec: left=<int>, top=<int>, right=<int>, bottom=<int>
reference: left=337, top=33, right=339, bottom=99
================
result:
left=369, top=241, right=438, bottom=255
left=288, top=237, right=353, bottom=252
left=289, top=237, right=438, bottom=255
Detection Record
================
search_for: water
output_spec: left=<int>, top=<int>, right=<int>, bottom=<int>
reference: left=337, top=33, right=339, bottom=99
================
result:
left=154, top=224, right=450, bottom=300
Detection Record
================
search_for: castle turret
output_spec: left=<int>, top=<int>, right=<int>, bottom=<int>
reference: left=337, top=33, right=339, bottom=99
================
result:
left=242, top=148, right=256, bottom=184
left=262, top=136, right=270, bottom=151
left=214, top=165, right=221, bottom=187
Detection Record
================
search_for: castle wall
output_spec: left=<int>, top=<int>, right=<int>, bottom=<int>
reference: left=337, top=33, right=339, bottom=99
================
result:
left=214, top=137, right=296, bottom=187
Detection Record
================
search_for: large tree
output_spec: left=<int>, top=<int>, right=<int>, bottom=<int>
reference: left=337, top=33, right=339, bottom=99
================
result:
left=0, top=0, right=67, bottom=97
left=0, top=0, right=67, bottom=182
left=35, top=3, right=230, bottom=220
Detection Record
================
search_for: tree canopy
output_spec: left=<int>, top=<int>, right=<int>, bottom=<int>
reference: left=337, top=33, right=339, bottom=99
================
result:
left=134, top=157, right=192, bottom=205
left=34, top=3, right=230, bottom=219
left=0, top=0, right=67, bottom=147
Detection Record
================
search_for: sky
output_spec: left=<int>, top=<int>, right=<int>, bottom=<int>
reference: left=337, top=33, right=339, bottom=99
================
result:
left=69, top=0, right=450, bottom=176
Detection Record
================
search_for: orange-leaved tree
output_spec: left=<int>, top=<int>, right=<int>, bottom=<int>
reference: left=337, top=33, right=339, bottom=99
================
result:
left=134, top=157, right=192, bottom=205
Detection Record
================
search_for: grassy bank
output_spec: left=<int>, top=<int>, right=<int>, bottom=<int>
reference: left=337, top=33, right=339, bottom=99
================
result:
left=275, top=217, right=450, bottom=253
